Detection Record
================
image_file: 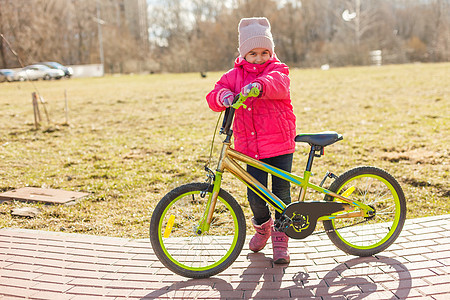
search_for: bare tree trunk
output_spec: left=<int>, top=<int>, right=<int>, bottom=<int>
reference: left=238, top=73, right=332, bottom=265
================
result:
left=0, top=36, right=7, bottom=69
left=0, top=6, right=7, bottom=68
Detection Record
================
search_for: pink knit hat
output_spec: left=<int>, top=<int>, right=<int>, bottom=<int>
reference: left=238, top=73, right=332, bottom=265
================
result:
left=238, top=17, right=274, bottom=57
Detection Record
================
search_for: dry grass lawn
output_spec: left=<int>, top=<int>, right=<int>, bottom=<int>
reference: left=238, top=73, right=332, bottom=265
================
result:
left=0, top=62, right=449, bottom=238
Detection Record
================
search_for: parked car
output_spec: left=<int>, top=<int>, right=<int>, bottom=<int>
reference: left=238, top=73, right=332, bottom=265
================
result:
left=38, top=61, right=74, bottom=78
left=0, top=69, right=15, bottom=82
left=14, top=64, right=64, bottom=81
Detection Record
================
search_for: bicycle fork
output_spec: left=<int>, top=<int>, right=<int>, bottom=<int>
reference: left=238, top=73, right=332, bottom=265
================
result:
left=195, top=172, right=222, bottom=235
left=196, top=142, right=230, bottom=235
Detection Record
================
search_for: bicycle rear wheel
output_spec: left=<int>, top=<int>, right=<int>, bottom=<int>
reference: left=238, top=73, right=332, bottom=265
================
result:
left=323, top=166, right=406, bottom=256
left=150, top=182, right=246, bottom=278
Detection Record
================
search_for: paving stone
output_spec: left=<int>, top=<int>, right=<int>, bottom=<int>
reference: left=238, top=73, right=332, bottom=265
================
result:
left=3, top=262, right=41, bottom=273
left=418, top=282, right=450, bottom=296
left=402, top=260, right=445, bottom=271
left=306, top=250, right=346, bottom=260
left=393, top=246, right=434, bottom=256
left=68, top=277, right=111, bottom=287
left=99, top=273, right=125, bottom=281
left=405, top=268, right=438, bottom=279
left=156, top=288, right=227, bottom=299
left=408, top=232, right=446, bottom=242
left=129, top=288, right=168, bottom=298
left=403, top=254, right=432, bottom=263
left=315, top=270, right=341, bottom=279
left=116, top=265, right=156, bottom=275
left=274, top=270, right=318, bottom=283
left=112, top=272, right=153, bottom=282
left=400, top=223, right=425, bottom=230
left=0, top=285, right=38, bottom=298
left=33, top=274, right=73, bottom=284
left=315, top=283, right=361, bottom=296
left=104, top=288, right=134, bottom=297
left=305, top=263, right=342, bottom=273
left=313, top=257, right=338, bottom=265
left=358, top=282, right=388, bottom=293
left=33, top=266, right=70, bottom=277
left=244, top=288, right=290, bottom=299
left=29, top=281, right=72, bottom=293
left=106, top=279, right=153, bottom=289
left=435, top=237, right=450, bottom=245
left=381, top=277, right=430, bottom=290
left=29, top=290, right=73, bottom=300
left=289, top=286, right=318, bottom=298
left=375, top=252, right=410, bottom=263
left=65, top=285, right=108, bottom=296
left=419, top=217, right=450, bottom=226
left=320, top=295, right=346, bottom=300
left=430, top=266, right=448, bottom=276
left=438, top=258, right=450, bottom=266
left=0, top=269, right=41, bottom=280
left=409, top=226, right=447, bottom=235
left=432, top=294, right=450, bottom=300
left=0, top=277, right=38, bottom=290
left=351, top=290, right=396, bottom=299
left=424, top=250, right=450, bottom=260
left=423, top=274, right=450, bottom=285
left=63, top=269, right=103, bottom=279
left=396, top=287, right=431, bottom=298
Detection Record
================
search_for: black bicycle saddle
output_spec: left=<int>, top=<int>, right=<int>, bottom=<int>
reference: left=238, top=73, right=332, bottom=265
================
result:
left=295, top=131, right=343, bottom=147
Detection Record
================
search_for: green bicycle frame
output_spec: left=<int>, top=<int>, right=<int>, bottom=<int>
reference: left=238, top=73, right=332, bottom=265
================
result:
left=197, top=141, right=374, bottom=233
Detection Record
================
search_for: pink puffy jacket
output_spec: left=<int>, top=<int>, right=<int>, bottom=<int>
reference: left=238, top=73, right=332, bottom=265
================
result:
left=206, top=55, right=296, bottom=160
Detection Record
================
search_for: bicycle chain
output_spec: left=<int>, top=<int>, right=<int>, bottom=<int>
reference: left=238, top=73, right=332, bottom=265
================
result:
left=312, top=218, right=371, bottom=236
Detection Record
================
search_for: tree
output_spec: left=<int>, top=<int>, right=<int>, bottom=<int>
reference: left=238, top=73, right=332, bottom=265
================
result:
left=1, top=0, right=448, bottom=72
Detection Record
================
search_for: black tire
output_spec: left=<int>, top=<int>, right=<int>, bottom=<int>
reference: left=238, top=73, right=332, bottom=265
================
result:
left=150, top=182, right=246, bottom=278
left=43, top=74, right=51, bottom=80
left=323, top=166, right=406, bottom=256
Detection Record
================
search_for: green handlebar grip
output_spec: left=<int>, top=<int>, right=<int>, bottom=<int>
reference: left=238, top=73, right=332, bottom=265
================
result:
left=232, top=87, right=260, bottom=109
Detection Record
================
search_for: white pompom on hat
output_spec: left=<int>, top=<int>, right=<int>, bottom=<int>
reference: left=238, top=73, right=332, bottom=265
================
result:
left=238, top=17, right=274, bottom=57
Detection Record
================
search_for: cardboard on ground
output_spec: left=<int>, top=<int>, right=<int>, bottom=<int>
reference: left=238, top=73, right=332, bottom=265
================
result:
left=0, top=187, right=88, bottom=204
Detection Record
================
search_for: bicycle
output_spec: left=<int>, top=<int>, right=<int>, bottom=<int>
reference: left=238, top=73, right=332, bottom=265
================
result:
left=150, top=88, right=406, bottom=279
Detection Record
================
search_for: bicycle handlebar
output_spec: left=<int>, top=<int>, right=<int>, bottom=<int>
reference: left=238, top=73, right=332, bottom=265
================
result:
left=221, top=87, right=260, bottom=137
left=231, top=87, right=260, bottom=109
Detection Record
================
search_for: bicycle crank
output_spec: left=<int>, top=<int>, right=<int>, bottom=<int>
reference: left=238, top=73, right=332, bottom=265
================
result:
left=279, top=202, right=351, bottom=239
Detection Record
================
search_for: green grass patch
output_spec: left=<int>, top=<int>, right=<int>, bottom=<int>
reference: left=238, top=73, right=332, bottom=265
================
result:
left=0, top=63, right=449, bottom=238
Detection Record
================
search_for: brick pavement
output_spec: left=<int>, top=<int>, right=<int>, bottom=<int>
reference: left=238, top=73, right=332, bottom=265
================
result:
left=0, top=215, right=449, bottom=299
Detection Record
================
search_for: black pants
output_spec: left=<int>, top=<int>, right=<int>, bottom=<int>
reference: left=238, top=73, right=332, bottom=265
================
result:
left=247, top=153, right=293, bottom=225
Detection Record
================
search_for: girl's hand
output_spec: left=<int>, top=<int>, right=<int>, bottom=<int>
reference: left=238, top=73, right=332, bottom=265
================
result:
left=241, top=82, right=262, bottom=97
left=221, top=91, right=234, bottom=107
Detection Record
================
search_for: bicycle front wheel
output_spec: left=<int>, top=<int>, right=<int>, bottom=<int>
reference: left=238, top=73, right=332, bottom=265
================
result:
left=150, top=182, right=246, bottom=278
left=323, top=166, right=406, bottom=256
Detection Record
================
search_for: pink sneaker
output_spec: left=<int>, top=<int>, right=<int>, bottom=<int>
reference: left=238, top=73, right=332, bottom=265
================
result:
left=249, top=218, right=273, bottom=252
left=271, top=230, right=290, bottom=264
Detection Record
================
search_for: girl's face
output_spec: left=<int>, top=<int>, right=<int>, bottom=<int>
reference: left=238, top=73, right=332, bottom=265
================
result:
left=244, top=48, right=271, bottom=64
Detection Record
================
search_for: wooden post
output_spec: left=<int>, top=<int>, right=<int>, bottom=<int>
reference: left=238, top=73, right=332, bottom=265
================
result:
left=38, top=95, right=50, bottom=124
left=32, top=92, right=41, bottom=129
left=64, top=89, right=69, bottom=125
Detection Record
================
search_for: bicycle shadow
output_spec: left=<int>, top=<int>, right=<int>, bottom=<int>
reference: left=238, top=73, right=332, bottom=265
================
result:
left=142, top=253, right=411, bottom=299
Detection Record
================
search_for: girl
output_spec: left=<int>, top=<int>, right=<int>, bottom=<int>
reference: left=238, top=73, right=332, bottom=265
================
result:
left=206, top=17, right=296, bottom=264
